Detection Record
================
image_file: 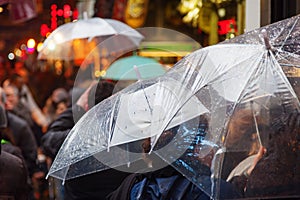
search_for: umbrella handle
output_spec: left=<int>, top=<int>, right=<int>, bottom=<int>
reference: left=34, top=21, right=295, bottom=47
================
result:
left=250, top=101, right=263, bottom=147
left=261, top=29, right=272, bottom=51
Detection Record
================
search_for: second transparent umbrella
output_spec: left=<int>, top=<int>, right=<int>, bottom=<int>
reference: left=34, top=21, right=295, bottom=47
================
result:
left=37, top=16, right=144, bottom=61
left=48, top=31, right=300, bottom=199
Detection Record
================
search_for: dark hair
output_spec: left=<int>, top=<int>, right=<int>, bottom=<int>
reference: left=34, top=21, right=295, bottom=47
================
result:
left=7, top=73, right=24, bottom=92
left=0, top=88, right=6, bottom=103
left=87, top=80, right=115, bottom=109
left=245, top=111, right=300, bottom=197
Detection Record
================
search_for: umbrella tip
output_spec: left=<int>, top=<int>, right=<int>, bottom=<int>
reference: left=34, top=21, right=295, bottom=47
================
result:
left=133, top=65, right=142, bottom=80
left=261, top=29, right=272, bottom=50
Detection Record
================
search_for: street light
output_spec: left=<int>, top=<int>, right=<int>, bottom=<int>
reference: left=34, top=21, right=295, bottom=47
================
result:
left=27, top=38, right=36, bottom=54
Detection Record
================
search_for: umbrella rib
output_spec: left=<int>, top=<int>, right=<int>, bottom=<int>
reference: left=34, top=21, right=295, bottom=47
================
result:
left=141, top=83, right=153, bottom=115
left=108, top=97, right=118, bottom=148
left=134, top=66, right=153, bottom=114
left=277, top=17, right=299, bottom=51
left=207, top=53, right=261, bottom=90
left=251, top=101, right=263, bottom=146
left=234, top=53, right=266, bottom=103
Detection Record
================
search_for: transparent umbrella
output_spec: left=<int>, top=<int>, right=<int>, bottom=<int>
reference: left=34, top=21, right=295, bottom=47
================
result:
left=37, top=14, right=144, bottom=61
left=48, top=17, right=300, bottom=199
left=222, top=14, right=300, bottom=68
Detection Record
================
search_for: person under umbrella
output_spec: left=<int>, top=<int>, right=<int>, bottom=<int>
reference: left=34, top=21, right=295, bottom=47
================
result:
left=106, top=117, right=242, bottom=200
left=229, top=108, right=300, bottom=198
left=47, top=16, right=300, bottom=199
left=41, top=80, right=133, bottom=199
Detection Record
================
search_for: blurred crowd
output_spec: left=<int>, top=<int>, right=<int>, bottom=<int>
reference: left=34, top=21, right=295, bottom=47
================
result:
left=0, top=59, right=75, bottom=199
left=0, top=59, right=130, bottom=200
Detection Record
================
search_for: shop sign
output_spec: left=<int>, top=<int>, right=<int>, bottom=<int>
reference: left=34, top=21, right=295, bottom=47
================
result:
left=218, top=19, right=237, bottom=35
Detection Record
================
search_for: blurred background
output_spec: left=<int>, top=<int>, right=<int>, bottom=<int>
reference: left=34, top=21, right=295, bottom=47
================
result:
left=0, top=0, right=299, bottom=107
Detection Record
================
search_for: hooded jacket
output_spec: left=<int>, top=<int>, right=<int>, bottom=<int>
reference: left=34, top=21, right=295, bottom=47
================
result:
left=0, top=150, right=29, bottom=199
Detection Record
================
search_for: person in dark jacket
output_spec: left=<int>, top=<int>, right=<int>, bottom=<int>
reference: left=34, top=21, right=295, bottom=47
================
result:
left=0, top=87, right=39, bottom=178
left=41, top=80, right=131, bottom=200
left=107, top=120, right=242, bottom=200
left=0, top=96, right=30, bottom=200
left=6, top=112, right=39, bottom=177
left=0, top=150, right=30, bottom=200
left=245, top=111, right=299, bottom=198
left=3, top=80, right=45, bottom=147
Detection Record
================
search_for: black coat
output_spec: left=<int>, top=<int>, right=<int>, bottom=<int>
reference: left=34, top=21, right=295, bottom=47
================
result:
left=41, top=105, right=132, bottom=199
left=0, top=150, right=30, bottom=200
left=64, top=168, right=131, bottom=200
left=7, top=112, right=38, bottom=177
left=1, top=142, right=24, bottom=161
left=41, top=105, right=84, bottom=160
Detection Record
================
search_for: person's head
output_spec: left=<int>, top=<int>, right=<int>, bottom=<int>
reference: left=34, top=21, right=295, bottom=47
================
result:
left=51, top=88, right=70, bottom=116
left=0, top=87, right=7, bottom=129
left=2, top=83, right=19, bottom=111
left=4, top=73, right=25, bottom=92
left=225, top=109, right=264, bottom=154
left=245, top=110, right=300, bottom=197
left=87, top=80, right=115, bottom=110
left=0, top=87, right=7, bottom=153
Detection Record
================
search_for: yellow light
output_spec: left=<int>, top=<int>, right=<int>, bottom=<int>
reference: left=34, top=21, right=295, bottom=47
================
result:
left=178, top=0, right=198, bottom=14
left=0, top=7, right=3, bottom=13
left=94, top=70, right=106, bottom=78
left=27, top=38, right=36, bottom=48
left=37, top=42, right=44, bottom=52
left=183, top=7, right=200, bottom=24
left=94, top=70, right=101, bottom=78
left=15, top=49, right=22, bottom=57
left=229, top=33, right=235, bottom=39
left=55, top=61, right=63, bottom=75
left=218, top=8, right=226, bottom=17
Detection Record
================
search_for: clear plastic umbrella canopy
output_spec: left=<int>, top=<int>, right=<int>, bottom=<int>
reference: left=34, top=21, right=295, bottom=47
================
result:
left=222, top=14, right=300, bottom=68
left=48, top=16, right=300, bottom=199
left=37, top=16, right=144, bottom=61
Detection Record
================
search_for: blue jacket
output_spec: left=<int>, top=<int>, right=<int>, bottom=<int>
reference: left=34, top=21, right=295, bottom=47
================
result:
left=107, top=166, right=242, bottom=200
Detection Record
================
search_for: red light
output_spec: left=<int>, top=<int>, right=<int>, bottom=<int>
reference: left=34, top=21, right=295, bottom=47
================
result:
left=73, top=8, right=78, bottom=20
left=64, top=4, right=71, bottom=18
left=57, top=9, right=63, bottom=16
left=27, top=47, right=35, bottom=54
left=51, top=10, right=57, bottom=16
left=51, top=4, right=57, bottom=10
left=40, top=24, right=50, bottom=37
left=218, top=19, right=237, bottom=35
left=51, top=22, right=57, bottom=30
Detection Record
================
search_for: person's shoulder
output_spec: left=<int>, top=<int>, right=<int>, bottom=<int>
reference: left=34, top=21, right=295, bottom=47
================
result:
left=0, top=150, right=24, bottom=167
left=7, top=112, right=29, bottom=127
left=1, top=143, right=23, bottom=159
left=47, top=106, right=75, bottom=130
left=105, top=173, right=141, bottom=200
